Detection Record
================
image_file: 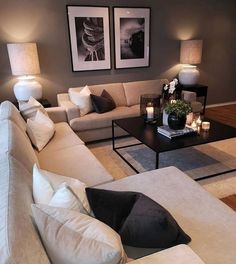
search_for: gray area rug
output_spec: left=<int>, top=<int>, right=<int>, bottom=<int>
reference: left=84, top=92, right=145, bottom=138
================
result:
left=119, top=144, right=236, bottom=180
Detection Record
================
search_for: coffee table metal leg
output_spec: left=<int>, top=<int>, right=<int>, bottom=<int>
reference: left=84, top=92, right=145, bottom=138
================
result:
left=156, top=153, right=159, bottom=169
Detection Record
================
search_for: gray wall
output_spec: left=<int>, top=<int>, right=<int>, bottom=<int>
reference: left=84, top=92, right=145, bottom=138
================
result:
left=0, top=0, right=235, bottom=106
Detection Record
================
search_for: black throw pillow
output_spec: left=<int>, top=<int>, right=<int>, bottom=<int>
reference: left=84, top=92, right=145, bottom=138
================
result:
left=90, top=90, right=116, bottom=113
left=86, top=188, right=191, bottom=248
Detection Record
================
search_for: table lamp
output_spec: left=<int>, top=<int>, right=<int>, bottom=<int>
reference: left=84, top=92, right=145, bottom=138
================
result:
left=178, top=39, right=203, bottom=86
left=7, top=43, right=42, bottom=101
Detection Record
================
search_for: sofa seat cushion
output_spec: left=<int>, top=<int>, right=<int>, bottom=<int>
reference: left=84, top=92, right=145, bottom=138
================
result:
left=128, top=245, right=205, bottom=264
left=0, top=120, right=39, bottom=172
left=98, top=167, right=236, bottom=263
left=0, top=100, right=26, bottom=132
left=123, top=79, right=168, bottom=106
left=37, top=144, right=113, bottom=187
left=70, top=105, right=140, bottom=132
left=36, top=122, right=84, bottom=154
left=0, top=154, right=50, bottom=264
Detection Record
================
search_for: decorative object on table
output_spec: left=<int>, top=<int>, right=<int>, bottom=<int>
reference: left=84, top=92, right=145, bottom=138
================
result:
left=162, top=78, right=180, bottom=109
left=113, top=7, right=150, bottom=69
left=67, top=6, right=111, bottom=71
left=140, top=94, right=161, bottom=124
left=157, top=125, right=196, bottom=139
left=7, top=43, right=42, bottom=101
left=202, top=121, right=210, bottom=131
left=165, top=99, right=192, bottom=130
left=178, top=39, right=203, bottom=85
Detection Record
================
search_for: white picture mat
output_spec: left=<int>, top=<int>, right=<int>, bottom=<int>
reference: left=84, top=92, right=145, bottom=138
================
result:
left=67, top=6, right=111, bottom=71
left=114, top=7, right=150, bottom=69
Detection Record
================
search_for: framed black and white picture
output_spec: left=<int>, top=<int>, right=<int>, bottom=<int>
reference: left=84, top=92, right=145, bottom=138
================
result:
left=67, top=6, right=111, bottom=71
left=113, top=7, right=150, bottom=69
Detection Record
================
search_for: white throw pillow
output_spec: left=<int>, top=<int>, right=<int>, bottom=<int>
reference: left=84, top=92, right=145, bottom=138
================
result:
left=69, top=85, right=93, bottom=116
left=27, top=110, right=55, bottom=151
left=31, top=204, right=127, bottom=264
left=33, top=164, right=91, bottom=214
left=19, top=96, right=48, bottom=120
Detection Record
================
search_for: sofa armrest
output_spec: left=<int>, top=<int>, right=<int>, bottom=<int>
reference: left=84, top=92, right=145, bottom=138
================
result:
left=57, top=93, right=80, bottom=122
left=46, top=107, right=68, bottom=123
left=128, top=245, right=205, bottom=264
left=182, top=90, right=197, bottom=102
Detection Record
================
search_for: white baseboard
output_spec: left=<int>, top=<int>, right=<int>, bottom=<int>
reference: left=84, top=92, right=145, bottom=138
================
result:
left=206, top=101, right=236, bottom=108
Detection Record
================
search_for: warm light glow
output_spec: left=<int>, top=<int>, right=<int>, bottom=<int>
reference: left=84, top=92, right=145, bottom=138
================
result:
left=7, top=43, right=40, bottom=76
left=180, top=40, right=203, bottom=65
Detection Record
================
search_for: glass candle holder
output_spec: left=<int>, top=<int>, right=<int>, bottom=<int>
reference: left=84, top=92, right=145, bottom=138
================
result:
left=140, top=94, right=161, bottom=124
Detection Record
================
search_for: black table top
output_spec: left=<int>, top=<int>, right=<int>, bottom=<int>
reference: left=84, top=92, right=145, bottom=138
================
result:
left=113, top=116, right=236, bottom=154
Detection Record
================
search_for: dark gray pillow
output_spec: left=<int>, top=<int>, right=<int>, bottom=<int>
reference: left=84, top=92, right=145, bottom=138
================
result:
left=86, top=188, right=191, bottom=248
left=90, top=90, right=116, bottom=113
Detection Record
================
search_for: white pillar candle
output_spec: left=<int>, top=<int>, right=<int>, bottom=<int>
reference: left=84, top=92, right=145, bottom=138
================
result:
left=196, top=116, right=202, bottom=127
left=146, top=106, right=154, bottom=119
left=202, top=121, right=210, bottom=130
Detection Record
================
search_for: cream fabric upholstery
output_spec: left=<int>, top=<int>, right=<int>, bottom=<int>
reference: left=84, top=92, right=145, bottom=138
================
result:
left=128, top=245, right=205, bottom=264
left=98, top=167, right=236, bottom=264
left=0, top=100, right=26, bottom=132
left=0, top=120, right=38, bottom=172
left=123, top=79, right=168, bottom=106
left=182, top=90, right=197, bottom=102
left=57, top=93, right=80, bottom=121
left=191, top=101, right=203, bottom=113
left=69, top=83, right=127, bottom=107
left=70, top=105, right=140, bottom=132
left=46, top=106, right=68, bottom=123
left=37, top=144, right=113, bottom=187
left=36, top=122, right=84, bottom=154
left=0, top=154, right=50, bottom=264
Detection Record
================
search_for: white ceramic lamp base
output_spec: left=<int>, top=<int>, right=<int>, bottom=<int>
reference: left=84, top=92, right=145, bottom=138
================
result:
left=13, top=76, right=42, bottom=101
left=178, top=65, right=199, bottom=86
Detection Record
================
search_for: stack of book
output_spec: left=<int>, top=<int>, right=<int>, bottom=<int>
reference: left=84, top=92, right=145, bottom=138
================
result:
left=157, top=125, right=197, bottom=139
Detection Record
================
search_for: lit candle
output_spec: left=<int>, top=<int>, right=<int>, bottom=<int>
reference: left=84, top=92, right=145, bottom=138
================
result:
left=202, top=121, right=210, bottom=130
left=196, top=116, right=202, bottom=126
left=146, top=106, right=154, bottom=120
left=191, top=120, right=197, bottom=129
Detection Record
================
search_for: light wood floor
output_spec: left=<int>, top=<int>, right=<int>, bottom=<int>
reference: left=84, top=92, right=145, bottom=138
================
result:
left=205, top=104, right=236, bottom=128
left=206, top=104, right=236, bottom=211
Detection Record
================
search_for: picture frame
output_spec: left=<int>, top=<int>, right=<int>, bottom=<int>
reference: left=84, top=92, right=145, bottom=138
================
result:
left=67, top=5, right=111, bottom=71
left=113, top=7, right=151, bottom=69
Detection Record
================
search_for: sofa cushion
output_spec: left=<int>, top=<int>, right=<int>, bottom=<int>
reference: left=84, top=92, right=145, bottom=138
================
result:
left=19, top=96, right=48, bottom=120
left=0, top=120, right=38, bottom=172
left=0, top=154, right=50, bottom=264
left=69, top=85, right=93, bottom=117
left=27, top=110, right=55, bottom=151
left=38, top=122, right=84, bottom=154
left=70, top=105, right=140, bottom=132
left=91, top=90, right=116, bottom=113
left=98, top=166, right=236, bottom=263
left=69, top=82, right=127, bottom=107
left=86, top=188, right=191, bottom=248
left=37, top=144, right=113, bottom=187
left=33, top=164, right=91, bottom=214
left=32, top=204, right=126, bottom=264
left=0, top=100, right=26, bottom=132
left=123, top=79, right=168, bottom=106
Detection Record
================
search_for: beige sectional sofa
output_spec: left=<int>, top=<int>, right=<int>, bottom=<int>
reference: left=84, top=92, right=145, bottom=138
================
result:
left=58, top=79, right=202, bottom=142
left=1, top=101, right=236, bottom=264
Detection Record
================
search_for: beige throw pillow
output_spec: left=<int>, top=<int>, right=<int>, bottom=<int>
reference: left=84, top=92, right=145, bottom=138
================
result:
left=27, top=110, right=55, bottom=151
left=33, top=164, right=91, bottom=214
left=31, top=204, right=127, bottom=264
left=19, top=96, right=48, bottom=120
left=69, top=85, right=93, bottom=116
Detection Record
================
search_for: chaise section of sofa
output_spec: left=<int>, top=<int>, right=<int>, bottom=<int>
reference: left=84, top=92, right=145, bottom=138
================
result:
left=98, top=167, right=236, bottom=263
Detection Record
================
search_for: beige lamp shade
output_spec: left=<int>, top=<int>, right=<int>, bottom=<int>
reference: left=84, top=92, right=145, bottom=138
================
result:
left=180, top=40, right=203, bottom=65
left=7, top=43, right=40, bottom=76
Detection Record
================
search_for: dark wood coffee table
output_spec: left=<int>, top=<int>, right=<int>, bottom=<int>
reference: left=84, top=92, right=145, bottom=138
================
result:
left=112, top=116, right=236, bottom=180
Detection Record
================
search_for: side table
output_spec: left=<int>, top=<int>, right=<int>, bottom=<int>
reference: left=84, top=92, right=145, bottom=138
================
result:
left=13, top=98, right=52, bottom=109
left=178, top=84, right=208, bottom=114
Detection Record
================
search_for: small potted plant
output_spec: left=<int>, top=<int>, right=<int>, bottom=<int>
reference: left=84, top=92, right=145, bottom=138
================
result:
left=165, top=100, right=192, bottom=130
